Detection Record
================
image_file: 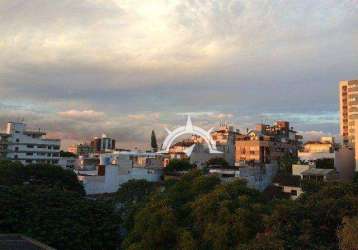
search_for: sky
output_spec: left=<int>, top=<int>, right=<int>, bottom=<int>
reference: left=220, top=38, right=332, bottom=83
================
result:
left=0, top=0, right=357, bottom=149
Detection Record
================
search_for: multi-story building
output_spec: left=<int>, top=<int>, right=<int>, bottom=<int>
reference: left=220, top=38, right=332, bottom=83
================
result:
left=339, top=80, right=358, bottom=146
left=0, top=132, right=10, bottom=159
left=210, top=124, right=238, bottom=166
left=235, top=121, right=302, bottom=166
left=90, top=134, right=116, bottom=153
left=68, top=143, right=94, bottom=156
left=3, top=122, right=61, bottom=165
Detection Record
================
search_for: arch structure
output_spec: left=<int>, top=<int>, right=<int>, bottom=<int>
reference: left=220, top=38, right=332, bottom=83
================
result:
left=158, top=116, right=222, bottom=154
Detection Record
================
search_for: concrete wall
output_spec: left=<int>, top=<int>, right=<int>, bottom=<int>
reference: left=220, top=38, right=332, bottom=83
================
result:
left=335, top=147, right=355, bottom=181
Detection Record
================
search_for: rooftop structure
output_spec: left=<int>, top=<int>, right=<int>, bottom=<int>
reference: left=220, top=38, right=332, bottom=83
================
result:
left=1, top=122, right=61, bottom=165
left=78, top=151, right=164, bottom=194
left=90, top=134, right=116, bottom=153
left=301, top=168, right=338, bottom=182
left=0, top=234, right=54, bottom=250
left=68, top=143, right=94, bottom=156
left=235, top=121, right=302, bottom=166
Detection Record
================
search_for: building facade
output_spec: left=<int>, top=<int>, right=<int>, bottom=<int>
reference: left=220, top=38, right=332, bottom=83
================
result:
left=235, top=121, right=302, bottom=166
left=3, top=122, right=61, bottom=165
left=339, top=80, right=358, bottom=146
left=339, top=80, right=358, bottom=171
left=90, top=134, right=116, bottom=153
left=68, top=143, right=94, bottom=156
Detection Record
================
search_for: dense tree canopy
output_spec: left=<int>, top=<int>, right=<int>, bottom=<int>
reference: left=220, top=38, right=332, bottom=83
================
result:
left=121, top=172, right=358, bottom=250
left=0, top=161, right=119, bottom=249
left=165, top=159, right=194, bottom=173
left=59, top=150, right=77, bottom=157
left=0, top=186, right=119, bottom=249
left=1, top=160, right=358, bottom=250
left=0, top=161, right=84, bottom=194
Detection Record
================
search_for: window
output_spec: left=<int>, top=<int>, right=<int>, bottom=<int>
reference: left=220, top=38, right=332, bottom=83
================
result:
left=53, top=146, right=60, bottom=150
left=16, top=139, right=19, bottom=143
left=15, top=147, right=19, bottom=152
left=27, top=145, right=34, bottom=148
left=14, top=155, right=18, bottom=159
left=25, top=159, right=32, bottom=164
left=26, top=152, right=33, bottom=156
left=48, top=146, right=52, bottom=149
left=291, top=190, right=298, bottom=196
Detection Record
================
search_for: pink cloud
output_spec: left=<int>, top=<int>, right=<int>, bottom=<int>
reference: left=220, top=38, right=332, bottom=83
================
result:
left=58, top=110, right=104, bottom=120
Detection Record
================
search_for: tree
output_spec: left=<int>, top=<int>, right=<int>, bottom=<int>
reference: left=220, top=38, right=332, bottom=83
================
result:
left=338, top=216, right=358, bottom=250
left=117, top=179, right=157, bottom=204
left=116, top=180, right=158, bottom=235
left=151, top=130, right=158, bottom=152
left=59, top=150, right=76, bottom=157
left=165, top=159, right=194, bottom=173
left=278, top=153, right=298, bottom=173
left=0, top=162, right=84, bottom=195
left=122, top=172, right=267, bottom=250
left=0, top=185, right=119, bottom=250
left=263, top=182, right=358, bottom=249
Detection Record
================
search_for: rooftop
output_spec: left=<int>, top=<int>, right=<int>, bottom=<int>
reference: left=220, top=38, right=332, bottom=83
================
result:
left=301, top=168, right=335, bottom=176
left=0, top=234, right=54, bottom=250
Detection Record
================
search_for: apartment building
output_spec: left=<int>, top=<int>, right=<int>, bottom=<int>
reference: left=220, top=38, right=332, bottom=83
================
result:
left=68, top=143, right=94, bottom=156
left=210, top=125, right=238, bottom=166
left=0, top=132, right=10, bottom=159
left=3, top=122, right=61, bottom=165
left=235, top=121, right=302, bottom=166
left=90, top=134, right=116, bottom=153
left=339, top=80, right=358, bottom=146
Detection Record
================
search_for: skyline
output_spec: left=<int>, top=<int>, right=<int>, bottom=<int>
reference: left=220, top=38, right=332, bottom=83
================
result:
left=0, top=0, right=357, bottom=148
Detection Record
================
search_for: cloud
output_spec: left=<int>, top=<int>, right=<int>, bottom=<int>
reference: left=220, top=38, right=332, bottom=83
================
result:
left=0, top=0, right=356, bottom=148
left=58, top=110, right=104, bottom=120
left=299, top=130, right=336, bottom=142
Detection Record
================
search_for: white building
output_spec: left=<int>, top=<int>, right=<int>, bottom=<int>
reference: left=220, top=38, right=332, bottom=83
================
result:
left=78, top=151, right=164, bottom=195
left=3, top=122, right=61, bottom=165
left=209, top=163, right=278, bottom=191
left=58, top=157, right=76, bottom=169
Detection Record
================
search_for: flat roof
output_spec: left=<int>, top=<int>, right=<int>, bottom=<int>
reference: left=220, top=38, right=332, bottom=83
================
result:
left=301, top=168, right=335, bottom=176
left=0, top=234, right=55, bottom=250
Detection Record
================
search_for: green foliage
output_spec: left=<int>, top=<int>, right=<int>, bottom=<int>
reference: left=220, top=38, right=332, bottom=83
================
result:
left=278, top=152, right=298, bottom=173
left=0, top=161, right=119, bottom=249
left=353, top=172, right=358, bottom=184
left=116, top=180, right=158, bottom=233
left=151, top=130, right=158, bottom=151
left=0, top=185, right=119, bottom=250
left=117, top=179, right=157, bottom=204
left=264, top=182, right=358, bottom=249
left=206, top=157, right=230, bottom=168
left=59, top=150, right=77, bottom=157
left=165, top=159, right=194, bottom=173
left=122, top=171, right=266, bottom=250
left=0, top=162, right=84, bottom=195
left=338, top=216, right=358, bottom=250
left=121, top=171, right=358, bottom=250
